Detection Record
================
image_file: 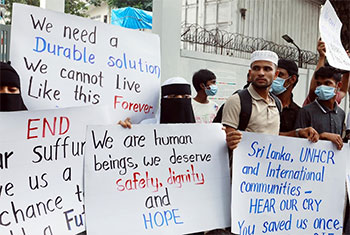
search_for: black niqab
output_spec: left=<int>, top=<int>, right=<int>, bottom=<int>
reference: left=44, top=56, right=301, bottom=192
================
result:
left=160, top=82, right=195, bottom=124
left=0, top=62, right=27, bottom=111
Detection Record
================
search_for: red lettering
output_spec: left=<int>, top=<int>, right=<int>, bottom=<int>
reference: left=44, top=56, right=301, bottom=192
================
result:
left=26, top=116, right=70, bottom=139
left=116, top=179, right=125, bottom=191
left=115, top=171, right=160, bottom=192
left=133, top=103, right=139, bottom=112
left=59, top=116, right=70, bottom=135
left=43, top=117, right=57, bottom=138
left=27, top=118, right=40, bottom=139
left=114, top=95, right=123, bottom=109
left=114, top=96, right=154, bottom=114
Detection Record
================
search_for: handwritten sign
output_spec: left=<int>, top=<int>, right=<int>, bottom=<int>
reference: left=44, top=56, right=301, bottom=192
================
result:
left=231, top=132, right=346, bottom=235
left=84, top=124, right=231, bottom=234
left=0, top=106, right=111, bottom=234
left=346, top=145, right=350, bottom=204
left=10, top=3, right=161, bottom=123
left=319, top=0, right=350, bottom=70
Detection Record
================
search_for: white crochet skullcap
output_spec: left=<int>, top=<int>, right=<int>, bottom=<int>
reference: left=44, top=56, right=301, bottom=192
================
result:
left=250, top=50, right=278, bottom=66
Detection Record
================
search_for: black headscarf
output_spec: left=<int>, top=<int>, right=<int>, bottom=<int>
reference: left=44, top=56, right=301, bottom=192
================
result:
left=0, top=62, right=27, bottom=111
left=160, top=77, right=195, bottom=124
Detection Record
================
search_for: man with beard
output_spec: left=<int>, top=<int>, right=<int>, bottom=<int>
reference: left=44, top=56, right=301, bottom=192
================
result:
left=222, top=51, right=318, bottom=151
left=222, top=50, right=281, bottom=150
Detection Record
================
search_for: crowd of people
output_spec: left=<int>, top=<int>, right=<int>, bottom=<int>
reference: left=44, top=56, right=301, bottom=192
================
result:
left=1, top=38, right=350, bottom=234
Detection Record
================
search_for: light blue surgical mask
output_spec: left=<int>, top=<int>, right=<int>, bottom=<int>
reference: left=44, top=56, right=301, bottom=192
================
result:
left=315, top=85, right=336, bottom=100
left=205, top=84, right=218, bottom=96
left=270, top=77, right=289, bottom=95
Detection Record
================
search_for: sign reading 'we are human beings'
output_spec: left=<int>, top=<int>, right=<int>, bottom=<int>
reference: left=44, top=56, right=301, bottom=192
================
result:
left=231, top=132, right=347, bottom=235
left=84, top=124, right=231, bottom=235
left=10, top=4, right=160, bottom=123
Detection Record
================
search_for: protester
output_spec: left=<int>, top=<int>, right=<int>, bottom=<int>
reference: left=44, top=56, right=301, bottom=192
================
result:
left=270, top=59, right=300, bottom=132
left=223, top=51, right=318, bottom=151
left=222, top=50, right=280, bottom=137
left=192, top=69, right=219, bottom=123
left=0, top=61, right=27, bottom=111
left=303, top=39, right=349, bottom=106
left=119, top=76, right=195, bottom=127
left=295, top=66, right=345, bottom=150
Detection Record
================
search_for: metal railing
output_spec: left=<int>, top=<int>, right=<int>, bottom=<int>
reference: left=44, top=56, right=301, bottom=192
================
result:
left=0, top=24, right=10, bottom=62
left=181, top=23, right=319, bottom=68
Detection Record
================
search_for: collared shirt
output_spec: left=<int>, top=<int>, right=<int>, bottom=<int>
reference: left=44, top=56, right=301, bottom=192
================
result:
left=294, top=99, right=345, bottom=135
left=222, top=84, right=280, bottom=135
left=280, top=98, right=300, bottom=132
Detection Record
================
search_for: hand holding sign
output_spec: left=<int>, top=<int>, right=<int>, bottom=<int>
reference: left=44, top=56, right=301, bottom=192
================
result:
left=319, top=0, right=350, bottom=71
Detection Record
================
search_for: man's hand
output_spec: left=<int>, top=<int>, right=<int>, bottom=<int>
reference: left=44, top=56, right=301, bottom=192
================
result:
left=118, top=117, right=132, bottom=129
left=320, top=132, right=343, bottom=150
left=317, top=39, right=326, bottom=58
left=298, top=127, right=319, bottom=143
left=224, top=126, right=242, bottom=151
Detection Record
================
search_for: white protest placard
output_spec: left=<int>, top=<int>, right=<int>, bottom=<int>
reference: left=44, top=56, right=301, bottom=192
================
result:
left=231, top=132, right=346, bottom=235
left=0, top=106, right=111, bottom=234
left=84, top=124, right=231, bottom=234
left=319, top=0, right=350, bottom=71
left=10, top=3, right=160, bottom=123
left=346, top=144, right=350, bottom=204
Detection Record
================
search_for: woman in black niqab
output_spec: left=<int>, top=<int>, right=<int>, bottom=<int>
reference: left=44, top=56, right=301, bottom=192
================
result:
left=0, top=62, right=27, bottom=111
left=160, top=77, right=195, bottom=124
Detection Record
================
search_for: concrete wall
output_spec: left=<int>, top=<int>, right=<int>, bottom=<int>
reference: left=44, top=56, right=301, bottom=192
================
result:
left=179, top=49, right=348, bottom=114
left=182, top=0, right=321, bottom=52
left=179, top=49, right=312, bottom=107
left=87, top=2, right=111, bottom=24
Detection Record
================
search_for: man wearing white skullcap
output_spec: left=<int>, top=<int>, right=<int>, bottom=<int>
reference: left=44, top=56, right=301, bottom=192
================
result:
left=222, top=50, right=280, bottom=150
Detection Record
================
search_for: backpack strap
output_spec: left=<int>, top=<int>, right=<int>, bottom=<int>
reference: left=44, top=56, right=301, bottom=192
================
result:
left=213, top=103, right=224, bottom=123
left=237, top=89, right=252, bottom=131
left=269, top=92, right=282, bottom=113
left=213, top=89, right=241, bottom=123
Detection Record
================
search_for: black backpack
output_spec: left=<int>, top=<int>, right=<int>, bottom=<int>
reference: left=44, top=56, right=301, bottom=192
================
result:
left=213, top=89, right=282, bottom=131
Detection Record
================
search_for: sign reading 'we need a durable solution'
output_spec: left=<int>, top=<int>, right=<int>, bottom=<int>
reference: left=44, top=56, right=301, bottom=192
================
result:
left=84, top=124, right=231, bottom=235
left=231, top=132, right=347, bottom=235
left=0, top=106, right=111, bottom=235
left=10, top=4, right=161, bottom=123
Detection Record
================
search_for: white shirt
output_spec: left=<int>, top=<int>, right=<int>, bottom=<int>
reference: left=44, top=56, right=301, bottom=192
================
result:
left=192, top=99, right=219, bottom=123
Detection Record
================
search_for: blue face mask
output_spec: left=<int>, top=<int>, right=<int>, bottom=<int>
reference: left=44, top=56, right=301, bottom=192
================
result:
left=205, top=84, right=218, bottom=96
left=315, top=85, right=336, bottom=100
left=270, top=77, right=289, bottom=95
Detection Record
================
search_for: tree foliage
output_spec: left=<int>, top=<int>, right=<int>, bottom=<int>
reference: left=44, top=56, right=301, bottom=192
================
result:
left=106, top=0, right=152, bottom=11
left=4, top=0, right=91, bottom=24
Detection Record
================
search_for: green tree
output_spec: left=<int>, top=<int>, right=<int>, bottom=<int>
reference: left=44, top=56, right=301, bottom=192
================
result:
left=106, top=0, right=152, bottom=11
left=65, top=0, right=88, bottom=17
left=4, top=0, right=92, bottom=24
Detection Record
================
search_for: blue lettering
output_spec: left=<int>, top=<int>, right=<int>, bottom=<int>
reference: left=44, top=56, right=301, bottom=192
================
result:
left=142, top=208, right=183, bottom=229
left=33, top=36, right=46, bottom=53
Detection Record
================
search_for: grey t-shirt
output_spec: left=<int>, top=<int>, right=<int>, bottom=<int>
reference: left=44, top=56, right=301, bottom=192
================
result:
left=294, top=99, right=345, bottom=135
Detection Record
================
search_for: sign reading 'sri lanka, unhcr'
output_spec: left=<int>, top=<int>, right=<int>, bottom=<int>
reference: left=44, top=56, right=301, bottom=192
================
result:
left=231, top=132, right=347, bottom=235
left=84, top=124, right=231, bottom=235
left=10, top=4, right=160, bottom=123
left=0, top=106, right=111, bottom=235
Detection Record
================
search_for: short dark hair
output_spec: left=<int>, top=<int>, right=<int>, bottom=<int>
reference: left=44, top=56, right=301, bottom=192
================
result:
left=315, top=66, right=342, bottom=82
left=192, top=69, right=216, bottom=92
left=278, top=59, right=299, bottom=87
